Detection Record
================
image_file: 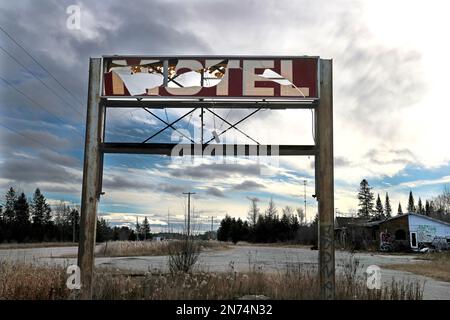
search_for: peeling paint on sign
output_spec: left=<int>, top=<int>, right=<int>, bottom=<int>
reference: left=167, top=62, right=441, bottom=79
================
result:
left=102, top=56, right=319, bottom=100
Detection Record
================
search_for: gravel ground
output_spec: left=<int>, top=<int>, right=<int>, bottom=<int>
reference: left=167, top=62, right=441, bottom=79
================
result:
left=1, top=244, right=449, bottom=300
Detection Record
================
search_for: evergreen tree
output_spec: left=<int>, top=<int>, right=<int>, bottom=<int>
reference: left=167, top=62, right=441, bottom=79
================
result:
left=280, top=212, right=291, bottom=241
left=357, top=179, right=374, bottom=218
left=417, top=198, right=425, bottom=215
left=427, top=200, right=436, bottom=217
left=217, top=215, right=233, bottom=241
left=384, top=193, right=392, bottom=218
left=375, top=194, right=384, bottom=220
left=3, top=187, right=17, bottom=225
left=398, top=203, right=403, bottom=215
left=31, top=188, right=46, bottom=226
left=69, top=208, right=79, bottom=242
left=13, top=192, right=31, bottom=242
left=135, top=218, right=141, bottom=240
left=30, top=188, right=52, bottom=240
left=407, top=191, right=415, bottom=213
left=142, top=216, right=151, bottom=240
left=289, top=213, right=300, bottom=239
left=42, top=200, right=53, bottom=239
left=96, top=217, right=111, bottom=242
left=229, top=218, right=244, bottom=244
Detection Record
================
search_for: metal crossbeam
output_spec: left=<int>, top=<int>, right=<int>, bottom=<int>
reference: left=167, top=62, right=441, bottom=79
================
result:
left=141, top=108, right=197, bottom=143
left=205, top=108, right=260, bottom=145
left=102, top=142, right=316, bottom=156
left=205, top=108, right=261, bottom=144
left=142, top=107, right=195, bottom=143
left=103, top=99, right=317, bottom=109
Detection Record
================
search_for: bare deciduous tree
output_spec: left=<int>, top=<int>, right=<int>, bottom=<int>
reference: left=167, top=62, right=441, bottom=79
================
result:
left=247, top=197, right=260, bottom=227
left=296, top=207, right=306, bottom=226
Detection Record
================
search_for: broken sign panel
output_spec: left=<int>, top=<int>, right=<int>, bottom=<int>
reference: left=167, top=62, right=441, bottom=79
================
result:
left=102, top=56, right=319, bottom=100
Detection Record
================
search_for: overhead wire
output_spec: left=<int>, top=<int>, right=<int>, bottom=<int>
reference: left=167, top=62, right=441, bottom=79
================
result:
left=0, top=75, right=84, bottom=140
left=0, top=44, right=84, bottom=120
left=0, top=25, right=85, bottom=107
left=0, top=122, right=69, bottom=155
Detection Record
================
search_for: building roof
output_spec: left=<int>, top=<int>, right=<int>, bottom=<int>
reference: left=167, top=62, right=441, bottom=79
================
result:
left=379, top=212, right=450, bottom=227
left=335, top=212, right=450, bottom=230
left=335, top=216, right=370, bottom=229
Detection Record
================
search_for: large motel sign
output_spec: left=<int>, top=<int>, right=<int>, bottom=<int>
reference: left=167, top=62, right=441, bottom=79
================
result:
left=78, top=56, right=334, bottom=299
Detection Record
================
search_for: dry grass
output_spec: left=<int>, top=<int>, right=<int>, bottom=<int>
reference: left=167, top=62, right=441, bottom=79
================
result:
left=0, top=259, right=423, bottom=300
left=385, top=251, right=450, bottom=282
left=234, top=242, right=311, bottom=249
left=0, top=261, right=70, bottom=299
left=0, top=242, right=76, bottom=250
left=95, top=240, right=228, bottom=257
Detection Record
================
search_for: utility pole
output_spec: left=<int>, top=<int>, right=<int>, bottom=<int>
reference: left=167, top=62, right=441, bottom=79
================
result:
left=135, top=216, right=139, bottom=241
left=182, top=192, right=195, bottom=237
left=72, top=207, right=76, bottom=243
left=144, top=216, right=147, bottom=241
left=210, top=216, right=214, bottom=240
left=167, top=209, right=170, bottom=235
left=304, top=180, right=307, bottom=218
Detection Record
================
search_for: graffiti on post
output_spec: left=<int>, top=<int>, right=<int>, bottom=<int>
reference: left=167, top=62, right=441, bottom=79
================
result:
left=320, top=224, right=334, bottom=299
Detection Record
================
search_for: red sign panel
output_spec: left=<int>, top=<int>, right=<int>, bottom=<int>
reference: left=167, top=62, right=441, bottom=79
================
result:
left=102, top=56, right=319, bottom=101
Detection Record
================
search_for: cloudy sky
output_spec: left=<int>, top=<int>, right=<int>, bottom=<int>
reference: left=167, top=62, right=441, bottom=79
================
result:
left=1, top=0, right=450, bottom=232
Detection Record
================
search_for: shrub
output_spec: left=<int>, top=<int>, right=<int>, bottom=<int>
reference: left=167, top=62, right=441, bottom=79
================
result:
left=168, top=239, right=201, bottom=273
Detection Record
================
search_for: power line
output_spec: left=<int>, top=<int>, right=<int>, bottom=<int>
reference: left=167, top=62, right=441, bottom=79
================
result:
left=0, top=44, right=84, bottom=120
left=0, top=75, right=84, bottom=139
left=0, top=25, right=85, bottom=107
left=0, top=122, right=67, bottom=155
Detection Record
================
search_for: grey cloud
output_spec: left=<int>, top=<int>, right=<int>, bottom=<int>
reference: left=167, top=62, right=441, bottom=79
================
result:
left=233, top=180, right=265, bottom=190
left=334, top=156, right=352, bottom=168
left=332, top=15, right=425, bottom=141
left=0, top=0, right=214, bottom=191
left=169, top=162, right=261, bottom=179
left=0, top=157, right=80, bottom=184
left=103, top=177, right=190, bottom=195
left=39, top=184, right=80, bottom=194
left=365, top=148, right=416, bottom=165
left=158, top=183, right=187, bottom=194
left=103, top=175, right=153, bottom=190
left=38, top=150, right=81, bottom=168
left=205, top=187, right=226, bottom=198
left=0, top=128, right=74, bottom=151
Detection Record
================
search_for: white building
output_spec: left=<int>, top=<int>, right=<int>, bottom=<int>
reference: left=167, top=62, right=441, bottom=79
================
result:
left=378, top=213, right=450, bottom=250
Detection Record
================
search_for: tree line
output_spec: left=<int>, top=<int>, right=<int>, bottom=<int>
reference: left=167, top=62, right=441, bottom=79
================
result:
left=357, top=179, right=450, bottom=222
left=217, top=197, right=318, bottom=244
left=0, top=187, right=80, bottom=243
left=0, top=186, right=152, bottom=243
left=218, top=180, right=450, bottom=245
